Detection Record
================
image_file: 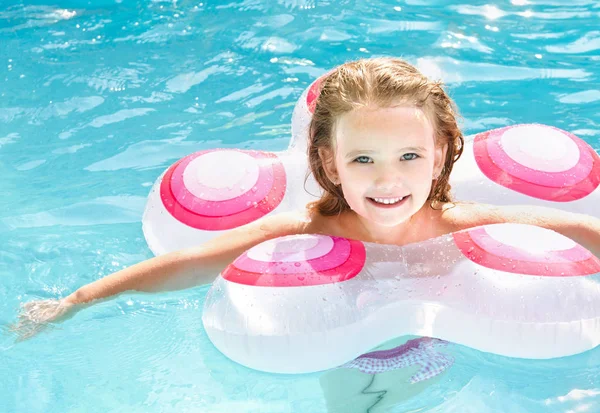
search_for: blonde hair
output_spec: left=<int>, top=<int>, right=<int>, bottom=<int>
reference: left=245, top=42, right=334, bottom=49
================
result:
left=307, top=57, right=464, bottom=216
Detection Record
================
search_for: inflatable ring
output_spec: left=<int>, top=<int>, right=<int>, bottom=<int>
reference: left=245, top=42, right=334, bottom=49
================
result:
left=141, top=83, right=600, bottom=374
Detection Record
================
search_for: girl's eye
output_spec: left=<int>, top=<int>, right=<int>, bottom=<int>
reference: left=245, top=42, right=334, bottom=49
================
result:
left=354, top=156, right=372, bottom=164
left=402, top=153, right=419, bottom=161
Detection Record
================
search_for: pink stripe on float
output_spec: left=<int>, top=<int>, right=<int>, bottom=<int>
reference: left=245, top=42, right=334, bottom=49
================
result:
left=453, top=230, right=600, bottom=276
left=222, top=239, right=366, bottom=287
left=180, top=153, right=260, bottom=201
left=485, top=126, right=593, bottom=188
left=234, top=236, right=351, bottom=274
left=170, top=150, right=275, bottom=217
left=246, top=235, right=335, bottom=263
left=468, top=227, right=592, bottom=263
left=306, top=78, right=322, bottom=114
left=159, top=151, right=286, bottom=230
left=473, top=127, right=600, bottom=202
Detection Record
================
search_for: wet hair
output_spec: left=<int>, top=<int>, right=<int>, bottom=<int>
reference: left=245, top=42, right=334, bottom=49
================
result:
left=306, top=57, right=464, bottom=216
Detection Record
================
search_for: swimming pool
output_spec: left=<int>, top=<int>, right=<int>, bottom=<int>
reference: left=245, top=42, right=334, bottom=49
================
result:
left=2, top=0, right=600, bottom=411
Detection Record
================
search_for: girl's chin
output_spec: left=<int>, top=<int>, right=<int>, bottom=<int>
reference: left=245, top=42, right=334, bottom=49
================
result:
left=369, top=217, right=411, bottom=228
left=355, top=211, right=412, bottom=228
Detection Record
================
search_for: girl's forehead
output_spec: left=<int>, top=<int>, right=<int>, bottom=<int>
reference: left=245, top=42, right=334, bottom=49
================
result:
left=333, top=105, right=435, bottom=148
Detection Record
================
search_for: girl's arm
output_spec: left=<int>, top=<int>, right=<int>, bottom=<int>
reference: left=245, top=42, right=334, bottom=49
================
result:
left=10, top=211, right=308, bottom=340
left=72, top=211, right=309, bottom=304
left=452, top=203, right=600, bottom=259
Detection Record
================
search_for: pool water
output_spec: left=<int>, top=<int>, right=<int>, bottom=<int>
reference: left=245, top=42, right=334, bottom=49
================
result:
left=2, top=0, right=600, bottom=412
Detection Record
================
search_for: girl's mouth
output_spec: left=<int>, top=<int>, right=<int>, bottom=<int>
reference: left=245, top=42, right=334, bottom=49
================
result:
left=367, top=195, right=410, bottom=208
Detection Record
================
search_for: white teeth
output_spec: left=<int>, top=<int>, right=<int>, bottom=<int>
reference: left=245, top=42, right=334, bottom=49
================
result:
left=372, top=196, right=405, bottom=205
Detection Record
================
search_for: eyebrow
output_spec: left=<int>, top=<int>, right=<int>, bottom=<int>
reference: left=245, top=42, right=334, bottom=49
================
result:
left=345, top=147, right=428, bottom=158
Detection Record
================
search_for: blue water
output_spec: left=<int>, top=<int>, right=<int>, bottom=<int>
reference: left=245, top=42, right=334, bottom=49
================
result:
left=2, top=0, right=600, bottom=412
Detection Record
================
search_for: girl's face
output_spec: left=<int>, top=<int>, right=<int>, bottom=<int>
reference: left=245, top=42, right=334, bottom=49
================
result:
left=322, top=105, right=446, bottom=228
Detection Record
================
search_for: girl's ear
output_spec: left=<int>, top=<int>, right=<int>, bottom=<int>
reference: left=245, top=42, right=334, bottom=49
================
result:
left=318, top=147, right=339, bottom=184
left=433, top=143, right=448, bottom=179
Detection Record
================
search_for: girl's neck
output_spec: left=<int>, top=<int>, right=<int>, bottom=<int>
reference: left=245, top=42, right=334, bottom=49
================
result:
left=340, top=204, right=443, bottom=245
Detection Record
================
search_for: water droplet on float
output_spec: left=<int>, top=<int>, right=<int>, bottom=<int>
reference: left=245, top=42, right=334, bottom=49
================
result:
left=252, top=186, right=258, bottom=192
left=298, top=276, right=305, bottom=281
left=467, top=247, right=475, bottom=253
left=294, top=262, right=301, bottom=267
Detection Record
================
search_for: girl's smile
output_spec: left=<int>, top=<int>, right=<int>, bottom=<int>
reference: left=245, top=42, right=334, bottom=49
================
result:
left=367, top=195, right=411, bottom=208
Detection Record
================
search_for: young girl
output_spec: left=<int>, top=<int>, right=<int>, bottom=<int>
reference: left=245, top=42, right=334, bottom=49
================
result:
left=11, top=57, right=600, bottom=340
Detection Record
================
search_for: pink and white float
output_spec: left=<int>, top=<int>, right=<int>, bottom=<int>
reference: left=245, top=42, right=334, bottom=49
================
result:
left=142, top=80, right=600, bottom=374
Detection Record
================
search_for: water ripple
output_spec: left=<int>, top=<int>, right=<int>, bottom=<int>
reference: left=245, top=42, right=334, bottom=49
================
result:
left=546, top=31, right=600, bottom=53
left=449, top=5, right=508, bottom=20
left=245, top=86, right=295, bottom=108
left=0, top=5, right=77, bottom=33
left=364, top=19, right=443, bottom=33
left=113, top=22, right=192, bottom=45
left=0, top=132, right=20, bottom=148
left=2, top=196, right=146, bottom=229
left=512, top=31, right=575, bottom=40
left=558, top=89, right=600, bottom=104
left=254, top=14, right=294, bottom=28
left=435, top=31, right=493, bottom=54
left=84, top=138, right=199, bottom=172
left=165, top=66, right=224, bottom=93
left=0, top=97, right=104, bottom=125
left=319, top=28, right=352, bottom=42
left=235, top=31, right=298, bottom=53
left=216, top=82, right=275, bottom=104
left=88, top=108, right=155, bottom=128
left=416, top=56, right=591, bottom=83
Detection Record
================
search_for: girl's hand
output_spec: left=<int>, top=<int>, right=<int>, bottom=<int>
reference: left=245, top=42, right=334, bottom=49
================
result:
left=8, top=296, right=80, bottom=341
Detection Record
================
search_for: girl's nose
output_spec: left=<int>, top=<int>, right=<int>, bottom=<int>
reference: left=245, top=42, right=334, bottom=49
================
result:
left=374, top=165, right=402, bottom=190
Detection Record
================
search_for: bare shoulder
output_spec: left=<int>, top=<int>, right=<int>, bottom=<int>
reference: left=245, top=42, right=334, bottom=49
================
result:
left=440, top=201, right=517, bottom=232
left=249, top=209, right=314, bottom=237
left=225, top=207, right=341, bottom=242
left=192, top=209, right=314, bottom=259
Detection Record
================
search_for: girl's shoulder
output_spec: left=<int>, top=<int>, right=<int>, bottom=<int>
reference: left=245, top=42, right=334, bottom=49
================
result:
left=256, top=209, right=315, bottom=237
left=440, top=201, right=504, bottom=231
left=245, top=207, right=344, bottom=240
